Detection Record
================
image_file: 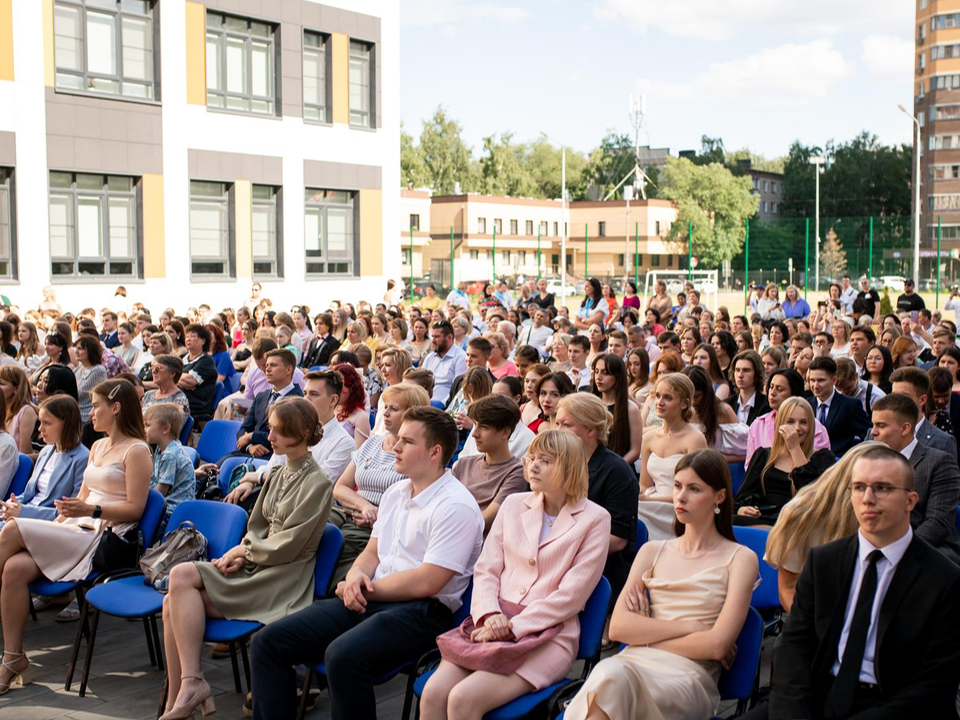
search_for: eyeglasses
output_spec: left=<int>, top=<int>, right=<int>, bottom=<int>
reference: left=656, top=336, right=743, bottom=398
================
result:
left=850, top=482, right=912, bottom=499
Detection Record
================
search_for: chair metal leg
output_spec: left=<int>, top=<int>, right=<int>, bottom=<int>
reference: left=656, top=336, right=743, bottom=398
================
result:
left=143, top=618, right=157, bottom=667
left=228, top=641, right=242, bottom=693
left=401, top=669, right=416, bottom=720
left=239, top=637, right=251, bottom=691
left=157, top=672, right=168, bottom=719
left=151, top=615, right=164, bottom=672
left=28, top=597, right=37, bottom=622
left=296, top=669, right=313, bottom=720
left=78, top=607, right=101, bottom=697
left=65, top=598, right=90, bottom=691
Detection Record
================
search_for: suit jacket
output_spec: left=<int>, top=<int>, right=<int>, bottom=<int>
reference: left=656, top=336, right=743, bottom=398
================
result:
left=470, top=492, right=611, bottom=645
left=916, top=417, right=958, bottom=462
left=238, top=385, right=304, bottom=450
left=770, top=533, right=960, bottom=720
left=909, top=442, right=960, bottom=564
left=809, top=391, right=871, bottom=457
left=16, top=443, right=89, bottom=521
left=300, top=333, right=340, bottom=369
left=724, top=392, right=771, bottom=426
left=100, top=331, right=119, bottom=349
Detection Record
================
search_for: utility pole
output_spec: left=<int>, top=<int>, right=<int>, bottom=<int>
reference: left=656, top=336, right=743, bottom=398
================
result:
left=899, top=104, right=922, bottom=287
left=809, top=156, right=826, bottom=292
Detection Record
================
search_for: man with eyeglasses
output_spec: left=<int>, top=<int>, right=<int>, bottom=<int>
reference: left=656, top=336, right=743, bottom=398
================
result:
left=813, top=331, right=834, bottom=358
left=869, top=393, right=960, bottom=564
left=743, top=444, right=960, bottom=720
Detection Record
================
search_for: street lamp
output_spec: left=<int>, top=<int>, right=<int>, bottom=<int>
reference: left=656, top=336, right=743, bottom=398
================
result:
left=809, top=156, right=826, bottom=292
left=899, top=104, right=922, bottom=287
left=540, top=131, right=568, bottom=305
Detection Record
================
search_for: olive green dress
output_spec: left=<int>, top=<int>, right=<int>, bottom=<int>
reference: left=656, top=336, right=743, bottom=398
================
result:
left=196, top=454, right=333, bottom=625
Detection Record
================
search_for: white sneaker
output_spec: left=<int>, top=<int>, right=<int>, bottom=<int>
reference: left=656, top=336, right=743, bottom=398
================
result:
left=56, top=599, right=80, bottom=622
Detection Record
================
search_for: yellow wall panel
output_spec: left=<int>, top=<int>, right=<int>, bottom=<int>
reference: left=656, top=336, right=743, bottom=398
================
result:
left=142, top=174, right=166, bottom=279
left=0, top=0, right=13, bottom=82
left=235, top=180, right=252, bottom=279
left=185, top=2, right=207, bottom=106
left=42, top=0, right=54, bottom=87
left=359, top=189, right=383, bottom=276
left=331, top=33, right=349, bottom=124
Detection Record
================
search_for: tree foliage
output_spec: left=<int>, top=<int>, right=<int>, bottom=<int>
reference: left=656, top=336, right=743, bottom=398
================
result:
left=400, top=124, right=428, bottom=189
left=821, top=228, right=848, bottom=280
left=417, top=107, right=477, bottom=194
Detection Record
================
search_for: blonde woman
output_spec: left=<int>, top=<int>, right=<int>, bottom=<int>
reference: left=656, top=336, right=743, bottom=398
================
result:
left=733, top=397, right=835, bottom=527
left=0, top=366, right=38, bottom=458
left=757, top=284, right=785, bottom=322
left=640, top=352, right=685, bottom=429
left=831, top=319, right=851, bottom=358
left=345, top=321, right=368, bottom=350
left=485, top=332, right=517, bottom=379
left=763, top=442, right=882, bottom=613
left=371, top=346, right=412, bottom=436
left=548, top=333, right=572, bottom=374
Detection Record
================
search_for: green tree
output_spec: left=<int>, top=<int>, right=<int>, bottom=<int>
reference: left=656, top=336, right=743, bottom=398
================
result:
left=418, top=107, right=476, bottom=194
left=400, top=124, right=427, bottom=189
left=524, top=138, right=588, bottom=200
left=658, top=157, right=759, bottom=269
left=694, top=135, right=726, bottom=166
left=478, top=132, right=537, bottom=197
left=821, top=228, right=848, bottom=280
left=725, top=148, right=786, bottom=175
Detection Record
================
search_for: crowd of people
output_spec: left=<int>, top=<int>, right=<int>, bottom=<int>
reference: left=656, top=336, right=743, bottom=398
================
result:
left=0, top=273, right=959, bottom=718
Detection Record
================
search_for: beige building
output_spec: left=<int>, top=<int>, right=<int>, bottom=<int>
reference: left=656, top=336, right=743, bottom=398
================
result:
left=400, top=188, right=431, bottom=278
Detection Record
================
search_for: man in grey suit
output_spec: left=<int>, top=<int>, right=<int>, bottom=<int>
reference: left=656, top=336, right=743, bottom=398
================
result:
left=871, top=393, right=960, bottom=565
left=890, top=367, right=958, bottom=461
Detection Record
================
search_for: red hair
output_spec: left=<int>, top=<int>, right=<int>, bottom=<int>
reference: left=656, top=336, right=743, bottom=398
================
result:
left=333, top=364, right=366, bottom=418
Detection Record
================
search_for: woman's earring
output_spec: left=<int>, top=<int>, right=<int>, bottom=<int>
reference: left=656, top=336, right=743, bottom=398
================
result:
left=714, top=506, right=721, bottom=515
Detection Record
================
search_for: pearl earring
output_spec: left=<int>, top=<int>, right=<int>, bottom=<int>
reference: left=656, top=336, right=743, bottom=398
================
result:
left=714, top=506, right=720, bottom=515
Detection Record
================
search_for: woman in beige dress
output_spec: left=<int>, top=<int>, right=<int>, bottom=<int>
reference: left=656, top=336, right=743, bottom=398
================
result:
left=0, top=379, right=151, bottom=695
left=160, top=397, right=333, bottom=720
left=565, top=449, right=757, bottom=720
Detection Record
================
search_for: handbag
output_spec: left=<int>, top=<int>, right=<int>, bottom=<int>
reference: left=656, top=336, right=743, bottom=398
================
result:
left=139, top=520, right=209, bottom=592
left=92, top=526, right=143, bottom=574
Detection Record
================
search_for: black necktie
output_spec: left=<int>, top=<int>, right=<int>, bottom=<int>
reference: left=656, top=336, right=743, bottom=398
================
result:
left=268, top=391, right=280, bottom=405
left=826, top=549, right=884, bottom=718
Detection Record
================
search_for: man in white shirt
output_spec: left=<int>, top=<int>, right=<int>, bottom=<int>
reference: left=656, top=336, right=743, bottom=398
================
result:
left=840, top=274, right=857, bottom=314
left=566, top=335, right=591, bottom=389
left=835, top=358, right=886, bottom=414
left=446, top=281, right=472, bottom=311
left=421, top=320, right=468, bottom=405
left=518, top=309, right=554, bottom=352
left=250, top=407, right=483, bottom=720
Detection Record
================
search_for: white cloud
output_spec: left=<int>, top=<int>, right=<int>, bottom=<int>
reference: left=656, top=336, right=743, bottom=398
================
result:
left=862, top=34, right=914, bottom=77
left=596, top=0, right=909, bottom=41
left=401, top=0, right=529, bottom=29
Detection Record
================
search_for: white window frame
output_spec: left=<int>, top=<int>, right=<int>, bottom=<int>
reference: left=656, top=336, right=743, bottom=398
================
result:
left=348, top=40, right=373, bottom=128
left=189, top=180, right=233, bottom=278
left=0, top=169, right=14, bottom=279
left=302, top=30, right=329, bottom=123
left=304, top=189, right=357, bottom=278
left=206, top=11, right=277, bottom=116
left=252, top=184, right=281, bottom=279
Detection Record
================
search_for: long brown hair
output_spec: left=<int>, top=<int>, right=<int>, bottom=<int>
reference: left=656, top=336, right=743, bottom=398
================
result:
left=40, top=394, right=82, bottom=452
left=672, top=448, right=735, bottom=541
left=92, top=379, right=146, bottom=441
left=0, top=365, right=36, bottom=423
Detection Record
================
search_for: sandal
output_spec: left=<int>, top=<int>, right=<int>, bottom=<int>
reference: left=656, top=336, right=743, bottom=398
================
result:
left=0, top=651, right=31, bottom=696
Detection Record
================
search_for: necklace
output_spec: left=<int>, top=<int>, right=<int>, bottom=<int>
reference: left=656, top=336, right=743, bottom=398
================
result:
left=677, top=537, right=723, bottom=560
left=268, top=457, right=313, bottom=534
left=544, top=512, right=558, bottom=527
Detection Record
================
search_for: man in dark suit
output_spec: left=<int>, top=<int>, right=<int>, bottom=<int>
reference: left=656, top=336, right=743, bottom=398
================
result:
left=870, top=393, right=960, bottom=564
left=99, top=311, right=120, bottom=349
left=300, top=312, right=340, bottom=369
left=724, top=350, right=770, bottom=425
left=743, top=445, right=960, bottom=720
left=219, top=348, right=302, bottom=463
left=808, top=355, right=871, bottom=456
left=890, top=367, right=958, bottom=461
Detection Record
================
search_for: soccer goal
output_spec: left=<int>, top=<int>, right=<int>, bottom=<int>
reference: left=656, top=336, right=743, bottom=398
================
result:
left=642, top=270, right=719, bottom=313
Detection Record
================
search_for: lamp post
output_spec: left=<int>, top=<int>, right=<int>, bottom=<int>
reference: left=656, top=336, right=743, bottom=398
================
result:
left=899, top=104, right=922, bottom=287
left=541, top=131, right=568, bottom=306
left=809, top=156, right=826, bottom=292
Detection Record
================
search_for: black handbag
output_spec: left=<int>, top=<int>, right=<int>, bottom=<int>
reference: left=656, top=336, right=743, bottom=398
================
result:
left=92, top=526, right=143, bottom=573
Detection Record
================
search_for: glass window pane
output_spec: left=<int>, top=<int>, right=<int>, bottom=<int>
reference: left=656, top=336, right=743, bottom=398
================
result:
left=304, top=32, right=321, bottom=48
left=54, top=5, right=83, bottom=72
left=77, top=198, right=103, bottom=257
left=0, top=187, right=9, bottom=258
left=252, top=205, right=274, bottom=258
left=206, top=11, right=223, bottom=29
left=190, top=201, right=224, bottom=257
left=89, top=77, right=120, bottom=94
left=327, top=207, right=352, bottom=257
left=121, top=0, right=150, bottom=13
left=303, top=49, right=322, bottom=106
left=225, top=37, right=246, bottom=95
left=191, top=181, right=225, bottom=197
left=49, top=172, right=73, bottom=189
left=76, top=174, right=104, bottom=190
left=86, top=11, right=118, bottom=76
left=206, top=34, right=221, bottom=91
left=304, top=209, right=321, bottom=255
left=251, top=41, right=271, bottom=97
left=107, top=176, right=133, bottom=192
left=250, top=22, right=270, bottom=37
left=251, top=185, right=273, bottom=200
left=108, top=197, right=134, bottom=257
left=121, top=16, right=153, bottom=82
left=225, top=16, right=247, bottom=32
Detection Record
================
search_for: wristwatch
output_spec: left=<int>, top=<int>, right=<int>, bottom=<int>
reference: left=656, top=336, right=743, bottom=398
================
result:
left=91, top=505, right=103, bottom=519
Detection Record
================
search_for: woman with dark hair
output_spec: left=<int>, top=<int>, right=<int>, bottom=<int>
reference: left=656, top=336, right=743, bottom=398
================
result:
left=586, top=323, right=607, bottom=361
left=709, top=331, right=737, bottom=379
left=535, top=372, right=575, bottom=432
left=165, top=321, right=188, bottom=358
left=0, top=321, right=16, bottom=358
left=574, top=278, right=609, bottom=332
left=30, top=333, right=72, bottom=383
left=479, top=283, right=500, bottom=311
left=493, top=376, right=524, bottom=405
left=115, top=322, right=140, bottom=368
left=691, top=343, right=731, bottom=401
left=862, top=344, right=894, bottom=395
left=328, top=349, right=360, bottom=368
left=409, top=317, right=432, bottom=366
left=520, top=363, right=550, bottom=432
left=591, top=353, right=643, bottom=466
left=206, top=323, right=236, bottom=386
left=178, top=324, right=218, bottom=422
left=938, top=346, right=960, bottom=394
left=34, top=364, right=78, bottom=403
left=73, top=336, right=107, bottom=425
left=621, top=280, right=641, bottom=314
left=232, top=319, right=258, bottom=371
left=627, top=347, right=651, bottom=404
left=142, top=355, right=191, bottom=416
left=333, top=364, right=370, bottom=448
left=768, top=321, right=790, bottom=350
left=565, top=448, right=757, bottom=720
left=644, top=308, right=665, bottom=337
left=682, top=365, right=747, bottom=463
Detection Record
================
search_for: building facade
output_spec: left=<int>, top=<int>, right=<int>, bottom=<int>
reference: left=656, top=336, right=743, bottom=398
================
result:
left=747, top=169, right=784, bottom=221
left=0, top=0, right=399, bottom=312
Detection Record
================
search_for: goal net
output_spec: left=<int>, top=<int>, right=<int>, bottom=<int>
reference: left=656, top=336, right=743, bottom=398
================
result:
left=642, top=270, right=719, bottom=313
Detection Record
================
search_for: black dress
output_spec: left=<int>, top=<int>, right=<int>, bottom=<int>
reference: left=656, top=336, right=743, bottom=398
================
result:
left=733, top=447, right=835, bottom=526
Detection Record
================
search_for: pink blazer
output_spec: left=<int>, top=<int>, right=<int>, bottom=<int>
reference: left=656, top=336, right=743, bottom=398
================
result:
left=470, top=492, right=610, bottom=679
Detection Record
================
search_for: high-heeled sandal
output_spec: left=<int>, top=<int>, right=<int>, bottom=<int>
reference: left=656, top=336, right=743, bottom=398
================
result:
left=158, top=673, right=216, bottom=720
left=0, top=651, right=31, bottom=696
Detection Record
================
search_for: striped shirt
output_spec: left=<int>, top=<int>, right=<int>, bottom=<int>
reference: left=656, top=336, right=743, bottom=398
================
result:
left=352, top=434, right=404, bottom=507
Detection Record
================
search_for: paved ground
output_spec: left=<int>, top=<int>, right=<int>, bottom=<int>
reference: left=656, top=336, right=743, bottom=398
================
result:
left=0, top=602, right=764, bottom=719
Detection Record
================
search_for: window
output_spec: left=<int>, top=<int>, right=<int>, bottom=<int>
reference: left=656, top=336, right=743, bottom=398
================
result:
left=540, top=221, right=548, bottom=236
left=930, top=134, right=960, bottom=150
left=525, top=220, right=533, bottom=235
left=469, top=249, right=479, bottom=260
left=49, top=172, right=139, bottom=278
left=753, top=178, right=759, bottom=189
left=553, top=221, right=558, bottom=236
left=598, top=221, right=606, bottom=236
left=53, top=0, right=156, bottom=100
left=409, top=213, right=420, bottom=231
left=551, top=253, right=559, bottom=272
left=928, top=224, right=960, bottom=240
left=772, top=182, right=779, bottom=194
left=400, top=249, right=408, bottom=266
left=252, top=185, right=280, bottom=278
left=921, top=0, right=927, bottom=9
left=763, top=180, right=769, bottom=192
left=930, top=194, right=960, bottom=210
left=302, top=31, right=329, bottom=122
left=206, top=12, right=276, bottom=115
left=655, top=221, right=662, bottom=236
left=477, top=218, right=486, bottom=234
left=919, top=111, right=925, bottom=127
left=349, top=40, right=372, bottom=127
left=493, top=218, right=503, bottom=234
left=636, top=253, right=643, bottom=265
left=304, top=189, right=356, bottom=276
left=189, top=180, right=232, bottom=277
left=919, top=52, right=926, bottom=70
left=772, top=202, right=778, bottom=214
left=0, top=169, right=13, bottom=279
left=651, top=254, right=661, bottom=267
left=617, top=254, right=624, bottom=267
left=932, top=73, right=960, bottom=91
left=502, top=250, right=511, bottom=263
left=509, top=219, right=518, bottom=235
left=933, top=104, right=960, bottom=120
left=763, top=201, right=769, bottom=212
left=667, top=255, right=674, bottom=268
left=933, top=13, right=960, bottom=30
left=518, top=250, right=526, bottom=264
left=931, top=44, right=960, bottom=60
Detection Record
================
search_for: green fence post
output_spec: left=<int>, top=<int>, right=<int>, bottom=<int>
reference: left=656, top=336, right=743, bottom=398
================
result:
left=869, top=216, right=874, bottom=280
left=492, top=224, right=497, bottom=281
left=585, top=224, right=589, bottom=279
left=804, top=218, right=809, bottom=299
left=450, top=226, right=454, bottom=288
left=688, top=220, right=693, bottom=280
left=409, top=223, right=414, bottom=303
left=537, top=228, right=541, bottom=281
left=744, top=219, right=750, bottom=309
left=634, top=222, right=639, bottom=289
left=938, top=215, right=943, bottom=310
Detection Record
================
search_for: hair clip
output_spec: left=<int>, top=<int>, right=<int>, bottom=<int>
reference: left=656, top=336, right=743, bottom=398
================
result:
left=108, top=384, right=121, bottom=400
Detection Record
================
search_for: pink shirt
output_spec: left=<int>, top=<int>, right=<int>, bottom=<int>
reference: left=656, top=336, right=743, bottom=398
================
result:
left=490, top=361, right=518, bottom=380
left=745, top=409, right=832, bottom=469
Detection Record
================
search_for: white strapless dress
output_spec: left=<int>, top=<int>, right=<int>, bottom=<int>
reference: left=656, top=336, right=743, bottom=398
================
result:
left=638, top=452, right=682, bottom=541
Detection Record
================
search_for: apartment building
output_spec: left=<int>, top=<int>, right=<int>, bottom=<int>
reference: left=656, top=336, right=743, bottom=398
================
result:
left=400, top=187, right=430, bottom=278
left=747, top=169, right=784, bottom=221
left=0, top=0, right=399, bottom=312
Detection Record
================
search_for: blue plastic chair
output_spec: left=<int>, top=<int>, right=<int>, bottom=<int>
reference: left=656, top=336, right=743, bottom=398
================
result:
left=728, top=461, right=746, bottom=495
left=205, top=523, right=345, bottom=695
left=195, top=419, right=242, bottom=465
left=732, top=526, right=779, bottom=613
left=183, top=445, right=199, bottom=468
left=217, top=457, right=269, bottom=493
left=10, top=453, right=33, bottom=496
left=430, top=400, right=445, bottom=410
left=214, top=380, right=226, bottom=407
left=178, top=414, right=195, bottom=446
left=71, top=500, right=247, bottom=696
left=636, top=518, right=649, bottom=552
left=413, top=577, right=612, bottom=720
left=713, top=607, right=764, bottom=717
left=226, top=373, right=241, bottom=394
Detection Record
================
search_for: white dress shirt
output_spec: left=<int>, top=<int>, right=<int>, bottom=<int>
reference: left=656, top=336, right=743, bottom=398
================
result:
left=816, top=388, right=836, bottom=424
left=832, top=527, right=913, bottom=684
left=371, top=471, right=484, bottom=611
left=519, top=324, right=554, bottom=351
left=261, top=415, right=355, bottom=484
left=840, top=286, right=858, bottom=314
left=567, top=366, right=590, bottom=390
left=737, top=392, right=756, bottom=425
left=899, top=435, right=919, bottom=461
left=421, top=344, right=468, bottom=404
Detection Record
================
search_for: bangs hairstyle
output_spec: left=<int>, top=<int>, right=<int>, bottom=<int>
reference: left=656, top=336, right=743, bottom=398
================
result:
left=144, top=402, right=185, bottom=437
left=527, top=429, right=589, bottom=505
left=381, top=382, right=431, bottom=411
left=557, top=392, right=611, bottom=445
left=673, top=448, right=735, bottom=541
left=92, top=379, right=146, bottom=441
left=39, top=394, right=82, bottom=451
left=268, top=396, right=322, bottom=447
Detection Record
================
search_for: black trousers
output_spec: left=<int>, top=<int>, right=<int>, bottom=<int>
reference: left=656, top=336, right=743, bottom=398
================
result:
left=741, top=679, right=884, bottom=720
left=250, top=596, right=452, bottom=720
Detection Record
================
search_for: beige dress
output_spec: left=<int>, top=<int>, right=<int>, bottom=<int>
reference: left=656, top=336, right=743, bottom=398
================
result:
left=565, top=541, right=744, bottom=720
left=18, top=441, right=149, bottom=582
left=196, top=454, right=332, bottom=625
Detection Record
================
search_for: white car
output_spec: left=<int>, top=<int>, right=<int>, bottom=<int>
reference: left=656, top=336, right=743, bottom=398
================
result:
left=880, top=276, right=906, bottom=293
left=666, top=280, right=685, bottom=295
left=546, top=280, right=578, bottom=296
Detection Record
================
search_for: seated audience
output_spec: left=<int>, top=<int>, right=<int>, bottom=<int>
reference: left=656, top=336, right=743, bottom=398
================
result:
left=0, top=366, right=37, bottom=459
left=725, top=350, right=770, bottom=425
left=682, top=365, right=747, bottom=463
left=177, top=324, right=219, bottom=421
left=141, top=355, right=191, bottom=417
left=835, top=357, right=886, bottom=414
left=591, top=353, right=643, bottom=466
left=889, top=366, right=958, bottom=460
left=422, top=321, right=468, bottom=405
left=808, top=355, right=871, bottom=457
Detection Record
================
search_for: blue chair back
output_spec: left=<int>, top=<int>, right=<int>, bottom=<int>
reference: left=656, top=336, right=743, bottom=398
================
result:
left=217, top=457, right=252, bottom=493
left=139, top=489, right=167, bottom=547
left=214, top=381, right=226, bottom=406
left=165, top=500, right=248, bottom=559
left=183, top=446, right=199, bottom=468
left=369, top=410, right=376, bottom=429
left=733, top=526, right=779, bottom=610
left=196, top=419, right=242, bottom=464
left=452, top=578, right=474, bottom=626
left=179, top=415, right=195, bottom=445
left=717, top=607, right=763, bottom=701
left=577, top=576, right=611, bottom=661
left=430, top=400, right=445, bottom=410
left=313, top=523, right=344, bottom=596
left=226, top=373, right=241, bottom=394
left=955, top=506, right=960, bottom=536
left=728, top=461, right=746, bottom=495
left=636, top=518, right=648, bottom=552
left=10, top=453, right=33, bottom=496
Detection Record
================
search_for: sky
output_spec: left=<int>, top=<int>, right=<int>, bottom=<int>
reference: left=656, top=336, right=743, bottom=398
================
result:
left=399, top=0, right=918, bottom=161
